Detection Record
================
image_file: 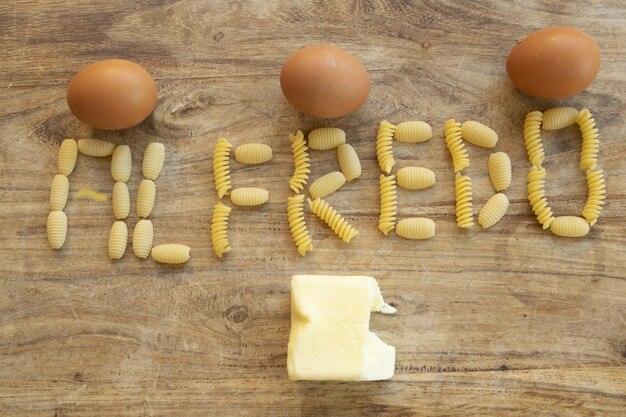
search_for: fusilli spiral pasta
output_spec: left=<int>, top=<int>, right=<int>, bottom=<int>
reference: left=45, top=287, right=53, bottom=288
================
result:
left=132, top=219, right=153, bottom=259
left=289, top=130, right=311, bottom=194
left=308, top=171, right=346, bottom=200
left=454, top=172, right=473, bottom=228
left=211, top=202, right=231, bottom=258
left=112, top=181, right=130, bottom=220
left=337, top=143, right=362, bottom=182
left=461, top=120, right=498, bottom=148
left=488, top=152, right=512, bottom=192
left=582, top=169, right=606, bottom=226
left=577, top=109, right=599, bottom=170
left=230, top=187, right=269, bottom=206
left=549, top=216, right=590, bottom=238
left=287, top=194, right=313, bottom=256
left=142, top=142, right=165, bottom=180
left=395, top=217, right=436, bottom=240
left=378, top=174, right=397, bottom=235
left=308, top=197, right=358, bottom=243
left=151, top=244, right=191, bottom=264
left=111, top=145, right=132, bottom=182
left=47, top=210, right=67, bottom=250
left=58, top=139, right=78, bottom=176
left=542, top=107, right=578, bottom=130
left=235, top=143, right=273, bottom=165
left=308, top=127, right=346, bottom=150
left=136, top=179, right=156, bottom=218
left=524, top=111, right=544, bottom=168
left=77, top=139, right=116, bottom=157
left=527, top=166, right=554, bottom=229
left=213, top=137, right=233, bottom=198
left=50, top=174, right=69, bottom=211
left=396, top=166, right=435, bottom=190
left=444, top=119, right=469, bottom=173
left=108, top=221, right=128, bottom=260
left=478, top=193, right=509, bottom=229
left=376, top=120, right=396, bottom=174
left=394, top=121, right=432, bottom=143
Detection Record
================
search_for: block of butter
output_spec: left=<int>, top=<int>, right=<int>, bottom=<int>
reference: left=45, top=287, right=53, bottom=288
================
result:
left=287, top=275, right=396, bottom=381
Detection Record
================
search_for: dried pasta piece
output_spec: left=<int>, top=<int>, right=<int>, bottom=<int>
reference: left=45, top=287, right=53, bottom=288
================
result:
left=112, top=181, right=130, bottom=220
left=211, top=202, right=231, bottom=258
left=50, top=174, right=69, bottom=211
left=47, top=211, right=67, bottom=249
left=577, top=109, right=599, bottom=170
left=151, top=244, right=191, bottom=264
left=542, top=107, right=578, bottom=130
left=308, top=197, right=358, bottom=243
left=396, top=167, right=435, bottom=190
left=549, top=216, right=590, bottom=238
left=287, top=194, right=313, bottom=256
left=108, top=221, right=128, bottom=260
left=235, top=143, right=273, bottom=164
left=461, top=121, right=498, bottom=148
left=132, top=219, right=153, bottom=259
left=394, top=121, right=432, bottom=143
left=455, top=172, right=473, bottom=228
left=213, top=137, right=233, bottom=198
left=523, top=111, right=544, bottom=168
left=444, top=119, right=469, bottom=173
left=478, top=193, right=509, bottom=229
left=58, top=139, right=78, bottom=176
left=488, top=152, right=512, bottom=192
left=337, top=144, right=361, bottom=182
left=378, top=174, right=397, bottom=235
left=142, top=142, right=165, bottom=180
left=77, top=139, right=116, bottom=157
left=289, top=130, right=311, bottom=194
left=308, top=171, right=346, bottom=200
left=582, top=169, right=606, bottom=226
left=136, top=179, right=156, bottom=218
left=308, top=127, right=346, bottom=150
left=376, top=120, right=396, bottom=173
left=527, top=166, right=554, bottom=229
left=111, top=145, right=132, bottom=182
left=396, top=217, right=435, bottom=240
left=230, top=187, right=269, bottom=206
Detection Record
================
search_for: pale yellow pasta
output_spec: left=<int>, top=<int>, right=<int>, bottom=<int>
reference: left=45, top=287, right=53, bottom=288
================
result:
left=396, top=166, right=435, bottom=190
left=136, top=179, right=156, bottom=218
left=577, top=109, right=599, bottom=170
left=478, top=193, right=509, bottom=229
left=444, top=119, right=469, bottom=173
left=396, top=218, right=436, bottom=240
left=308, top=197, right=358, bottom=243
left=235, top=143, right=273, bottom=165
left=47, top=210, right=67, bottom=250
left=58, top=139, right=78, bottom=176
left=142, top=142, right=165, bottom=180
left=211, top=202, right=231, bottom=258
left=50, top=174, right=69, bottom=211
left=376, top=121, right=396, bottom=173
left=488, top=152, right=512, bottom=192
left=132, top=219, right=153, bottom=259
left=289, top=130, right=311, bottom=194
left=378, top=174, right=397, bottom=235
left=549, top=216, right=590, bottom=238
left=524, top=111, right=544, bottom=168
left=151, top=244, right=191, bottom=264
left=455, top=172, right=473, bottom=228
left=287, top=194, right=313, bottom=256
left=527, top=166, right=554, bottom=229
left=308, top=171, right=346, bottom=200
left=394, top=121, right=432, bottom=143
left=112, top=181, right=130, bottom=220
left=108, top=221, right=128, bottom=260
left=308, top=127, right=346, bottom=150
left=337, top=143, right=361, bottom=182
left=230, top=187, right=269, bottom=206
left=213, top=137, right=233, bottom=198
left=111, top=145, right=132, bottom=182
left=582, top=169, right=606, bottom=226
left=77, top=138, right=116, bottom=157
left=542, top=107, right=578, bottom=130
left=461, top=120, right=498, bottom=148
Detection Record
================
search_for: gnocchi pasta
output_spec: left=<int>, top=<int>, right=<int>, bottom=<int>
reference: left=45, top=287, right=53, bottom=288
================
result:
left=58, top=139, right=78, bottom=176
left=461, top=120, right=498, bottom=148
left=235, top=143, right=273, bottom=165
left=287, top=194, right=313, bottom=256
left=289, top=130, right=311, bottom=194
left=151, top=244, right=191, bottom=264
left=112, top=181, right=130, bottom=220
left=527, top=166, right=554, bottom=229
left=488, top=152, right=512, bottom=192
left=142, top=142, right=165, bottom=180
left=47, top=211, right=67, bottom=249
left=213, top=137, right=233, bottom=198
left=444, top=119, right=469, bottom=173
left=337, top=143, right=362, bottom=182
left=50, top=174, right=69, bottom=211
left=454, top=172, right=473, bottom=228
left=549, top=216, right=590, bottom=238
left=308, top=171, right=346, bottom=200
left=378, top=174, right=397, bottom=235
left=542, top=107, right=578, bottom=130
left=108, top=221, right=128, bottom=260
left=577, top=109, right=599, bottom=170
left=376, top=120, right=396, bottom=174
left=308, top=197, right=358, bottom=243
left=394, top=121, right=432, bottom=143
left=111, top=145, right=132, bottom=182
left=132, top=219, right=153, bottom=259
left=136, top=179, right=156, bottom=218
left=230, top=187, right=269, bottom=206
left=308, top=127, right=346, bottom=150
left=211, top=202, right=232, bottom=258
left=395, top=217, right=435, bottom=240
left=478, top=193, right=509, bottom=229
left=524, top=111, right=545, bottom=168
left=396, top=166, right=435, bottom=190
left=582, top=169, right=606, bottom=226
left=77, top=139, right=116, bottom=157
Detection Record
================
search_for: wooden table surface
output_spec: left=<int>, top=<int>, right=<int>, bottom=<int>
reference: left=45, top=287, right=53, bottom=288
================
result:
left=1, top=1, right=625, bottom=416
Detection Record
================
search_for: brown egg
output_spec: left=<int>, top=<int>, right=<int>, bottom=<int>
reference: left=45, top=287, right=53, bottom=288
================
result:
left=506, top=27, right=600, bottom=99
left=67, top=59, right=158, bottom=130
left=280, top=45, right=370, bottom=118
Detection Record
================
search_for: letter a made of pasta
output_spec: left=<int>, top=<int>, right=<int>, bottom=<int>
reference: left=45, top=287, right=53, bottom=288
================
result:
left=577, top=109, right=599, bottom=170
left=444, top=119, right=469, bottom=173
left=308, top=197, right=358, bottom=243
left=376, top=121, right=396, bottom=174
left=287, top=194, right=313, bottom=256
left=455, top=172, right=473, bottom=228
left=213, top=137, right=233, bottom=198
left=289, top=130, right=311, bottom=194
left=211, top=202, right=232, bottom=258
left=378, top=174, right=397, bottom=235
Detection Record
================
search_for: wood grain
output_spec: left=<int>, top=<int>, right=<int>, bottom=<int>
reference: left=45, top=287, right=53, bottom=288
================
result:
left=1, top=0, right=625, bottom=416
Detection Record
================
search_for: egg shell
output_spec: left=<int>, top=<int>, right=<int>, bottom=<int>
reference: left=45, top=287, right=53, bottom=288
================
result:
left=280, top=45, right=370, bottom=119
left=67, top=59, right=158, bottom=130
left=506, top=27, right=600, bottom=99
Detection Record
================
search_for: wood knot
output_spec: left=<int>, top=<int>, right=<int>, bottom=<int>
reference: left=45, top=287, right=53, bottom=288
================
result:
left=498, top=365, right=509, bottom=371
left=73, top=372, right=83, bottom=382
left=224, top=305, right=248, bottom=324
left=421, top=40, right=432, bottom=50
left=213, top=32, right=224, bottom=41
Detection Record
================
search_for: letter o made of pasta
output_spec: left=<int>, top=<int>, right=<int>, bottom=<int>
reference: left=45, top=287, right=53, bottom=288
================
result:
left=230, top=187, right=269, bottom=206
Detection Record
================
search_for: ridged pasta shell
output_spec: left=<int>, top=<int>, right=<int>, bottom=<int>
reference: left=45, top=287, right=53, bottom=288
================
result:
left=478, top=193, right=509, bottom=228
left=151, top=244, right=191, bottom=264
left=50, top=175, right=69, bottom=211
left=58, top=139, right=78, bottom=176
left=308, top=128, right=346, bottom=150
left=132, top=219, right=153, bottom=259
left=549, top=216, right=590, bottom=238
left=488, top=152, right=511, bottom=192
left=309, top=171, right=346, bottom=199
left=142, top=142, right=165, bottom=180
left=235, top=143, right=273, bottom=164
left=136, top=179, right=156, bottom=218
left=337, top=144, right=361, bottom=182
left=395, top=217, right=435, bottom=239
left=47, top=211, right=67, bottom=249
left=112, top=182, right=130, bottom=220
left=461, top=121, right=498, bottom=148
left=230, top=187, right=269, bottom=206
left=542, top=107, right=578, bottom=130
left=111, top=145, right=132, bottom=182
left=108, top=221, right=128, bottom=260
left=396, top=167, right=435, bottom=190
left=394, top=121, right=432, bottom=143
left=77, top=139, right=116, bottom=157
